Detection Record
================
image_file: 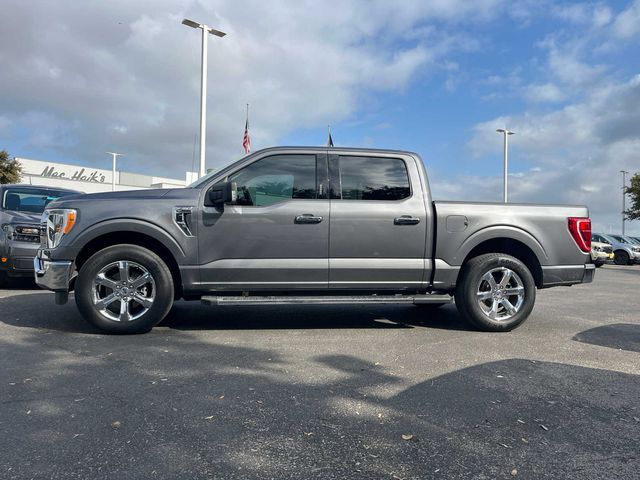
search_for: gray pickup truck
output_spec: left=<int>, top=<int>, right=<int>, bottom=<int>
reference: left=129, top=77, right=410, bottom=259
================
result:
left=34, top=147, right=595, bottom=333
left=1, top=184, right=79, bottom=286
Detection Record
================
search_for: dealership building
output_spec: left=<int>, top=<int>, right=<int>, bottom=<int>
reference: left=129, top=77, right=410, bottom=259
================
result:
left=15, top=157, right=198, bottom=193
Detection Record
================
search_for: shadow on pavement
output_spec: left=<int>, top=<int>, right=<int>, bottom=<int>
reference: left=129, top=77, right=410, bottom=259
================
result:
left=0, top=293, right=473, bottom=333
left=160, top=301, right=472, bottom=332
left=0, top=277, right=40, bottom=290
left=572, top=323, right=640, bottom=353
left=0, top=325, right=637, bottom=480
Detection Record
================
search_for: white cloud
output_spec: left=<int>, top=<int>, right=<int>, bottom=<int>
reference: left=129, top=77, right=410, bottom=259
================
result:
left=612, top=0, right=640, bottom=38
left=525, top=82, right=565, bottom=103
left=551, top=3, right=613, bottom=28
left=462, top=74, right=640, bottom=234
left=0, top=0, right=503, bottom=175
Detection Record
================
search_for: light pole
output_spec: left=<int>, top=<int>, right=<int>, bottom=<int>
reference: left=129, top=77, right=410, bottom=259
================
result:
left=182, top=18, right=226, bottom=179
left=106, top=152, right=123, bottom=192
left=621, top=170, right=629, bottom=235
left=496, top=128, right=515, bottom=203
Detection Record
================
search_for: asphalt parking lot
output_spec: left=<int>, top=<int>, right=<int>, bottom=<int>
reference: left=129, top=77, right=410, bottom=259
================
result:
left=1, top=265, right=638, bottom=480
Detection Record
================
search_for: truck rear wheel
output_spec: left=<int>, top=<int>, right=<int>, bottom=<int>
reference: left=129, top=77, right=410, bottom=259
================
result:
left=75, top=245, right=174, bottom=334
left=455, top=253, right=536, bottom=332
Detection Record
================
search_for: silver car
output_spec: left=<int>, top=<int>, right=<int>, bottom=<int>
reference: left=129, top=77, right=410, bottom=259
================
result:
left=592, top=233, right=640, bottom=265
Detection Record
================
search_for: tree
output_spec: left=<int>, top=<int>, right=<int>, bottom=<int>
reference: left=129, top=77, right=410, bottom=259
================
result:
left=625, top=172, right=640, bottom=221
left=0, top=150, right=22, bottom=184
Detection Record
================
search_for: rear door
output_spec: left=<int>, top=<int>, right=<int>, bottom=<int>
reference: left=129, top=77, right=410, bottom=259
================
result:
left=197, top=152, right=330, bottom=290
left=328, top=153, right=429, bottom=289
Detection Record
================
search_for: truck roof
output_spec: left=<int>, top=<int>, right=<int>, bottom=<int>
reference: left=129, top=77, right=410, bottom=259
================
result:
left=249, top=146, right=421, bottom=158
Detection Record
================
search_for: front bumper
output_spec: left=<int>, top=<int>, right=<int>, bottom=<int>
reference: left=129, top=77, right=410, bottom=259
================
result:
left=33, top=255, right=73, bottom=292
left=591, top=252, right=614, bottom=263
left=541, top=263, right=595, bottom=287
left=1, top=241, right=40, bottom=277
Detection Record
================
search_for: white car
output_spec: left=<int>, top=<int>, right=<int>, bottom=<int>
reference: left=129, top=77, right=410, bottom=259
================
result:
left=590, top=240, right=614, bottom=267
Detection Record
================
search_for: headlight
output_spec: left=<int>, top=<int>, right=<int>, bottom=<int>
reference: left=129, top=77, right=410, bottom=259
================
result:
left=633, top=247, right=640, bottom=253
left=42, top=209, right=77, bottom=249
left=593, top=246, right=602, bottom=252
left=2, top=224, right=41, bottom=243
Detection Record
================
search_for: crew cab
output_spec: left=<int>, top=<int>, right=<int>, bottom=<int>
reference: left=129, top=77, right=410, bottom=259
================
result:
left=0, top=184, right=79, bottom=287
left=34, top=147, right=595, bottom=333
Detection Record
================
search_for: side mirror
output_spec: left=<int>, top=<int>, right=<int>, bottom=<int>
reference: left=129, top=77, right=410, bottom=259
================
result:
left=207, top=181, right=237, bottom=207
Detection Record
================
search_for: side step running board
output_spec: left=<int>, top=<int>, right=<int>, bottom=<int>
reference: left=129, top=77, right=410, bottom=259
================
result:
left=201, top=294, right=453, bottom=306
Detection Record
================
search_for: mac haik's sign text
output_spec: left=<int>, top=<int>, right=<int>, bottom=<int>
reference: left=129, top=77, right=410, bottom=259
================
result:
left=40, top=165, right=108, bottom=183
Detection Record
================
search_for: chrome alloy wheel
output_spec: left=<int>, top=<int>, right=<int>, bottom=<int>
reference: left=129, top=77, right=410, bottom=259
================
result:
left=476, top=267, right=525, bottom=321
left=91, top=260, right=156, bottom=322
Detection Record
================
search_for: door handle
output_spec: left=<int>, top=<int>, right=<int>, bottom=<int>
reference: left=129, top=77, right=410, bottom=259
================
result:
left=394, top=215, right=420, bottom=225
left=295, top=214, right=323, bottom=224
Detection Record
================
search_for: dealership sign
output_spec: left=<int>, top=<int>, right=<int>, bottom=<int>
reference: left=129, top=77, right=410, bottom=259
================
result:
left=17, top=158, right=114, bottom=184
left=39, top=165, right=107, bottom=183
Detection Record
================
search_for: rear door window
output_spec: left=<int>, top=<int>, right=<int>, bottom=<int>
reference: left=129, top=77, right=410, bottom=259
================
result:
left=338, top=156, right=410, bottom=201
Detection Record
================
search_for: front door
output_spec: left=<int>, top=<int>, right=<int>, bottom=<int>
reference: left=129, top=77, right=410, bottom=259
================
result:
left=328, top=153, right=428, bottom=289
left=198, top=152, right=329, bottom=291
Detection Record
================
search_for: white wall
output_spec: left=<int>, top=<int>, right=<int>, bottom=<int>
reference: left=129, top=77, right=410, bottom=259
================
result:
left=16, top=157, right=193, bottom=193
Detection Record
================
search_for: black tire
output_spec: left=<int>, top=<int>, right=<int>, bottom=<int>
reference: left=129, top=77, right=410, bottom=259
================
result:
left=614, top=250, right=630, bottom=266
left=75, top=245, right=174, bottom=334
left=455, top=253, right=536, bottom=332
left=594, top=261, right=604, bottom=268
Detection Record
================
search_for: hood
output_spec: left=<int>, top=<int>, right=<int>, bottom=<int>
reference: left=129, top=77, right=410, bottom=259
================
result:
left=67, top=189, right=174, bottom=201
left=47, top=188, right=183, bottom=209
left=47, top=187, right=201, bottom=210
left=1, top=210, right=41, bottom=226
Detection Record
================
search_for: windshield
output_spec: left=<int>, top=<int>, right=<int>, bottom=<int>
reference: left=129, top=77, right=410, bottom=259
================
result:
left=1, top=188, right=74, bottom=214
left=626, top=236, right=640, bottom=245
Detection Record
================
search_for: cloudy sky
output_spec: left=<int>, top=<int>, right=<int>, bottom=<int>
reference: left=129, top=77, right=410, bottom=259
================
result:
left=0, top=0, right=639, bottom=234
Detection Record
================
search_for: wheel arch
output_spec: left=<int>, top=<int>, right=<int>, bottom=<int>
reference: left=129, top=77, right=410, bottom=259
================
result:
left=461, top=237, right=544, bottom=288
left=74, top=230, right=183, bottom=299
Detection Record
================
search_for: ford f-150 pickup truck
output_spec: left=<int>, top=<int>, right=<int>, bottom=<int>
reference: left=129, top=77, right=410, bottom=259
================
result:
left=34, top=147, right=595, bottom=333
left=1, top=184, right=79, bottom=287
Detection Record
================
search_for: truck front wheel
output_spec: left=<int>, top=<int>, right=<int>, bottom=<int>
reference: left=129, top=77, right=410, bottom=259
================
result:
left=75, top=245, right=174, bottom=334
left=455, top=253, right=536, bottom=332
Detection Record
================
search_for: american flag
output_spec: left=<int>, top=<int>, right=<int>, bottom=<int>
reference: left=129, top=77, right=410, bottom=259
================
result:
left=243, top=104, right=251, bottom=154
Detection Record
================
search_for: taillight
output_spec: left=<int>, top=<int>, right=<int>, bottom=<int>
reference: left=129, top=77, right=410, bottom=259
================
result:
left=568, top=217, right=591, bottom=253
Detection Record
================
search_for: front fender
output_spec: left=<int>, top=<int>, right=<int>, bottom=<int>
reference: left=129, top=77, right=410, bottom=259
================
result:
left=52, top=218, right=187, bottom=262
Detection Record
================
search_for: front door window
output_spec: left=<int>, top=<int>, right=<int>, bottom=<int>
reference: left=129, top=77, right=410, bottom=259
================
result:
left=229, top=154, right=317, bottom=206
